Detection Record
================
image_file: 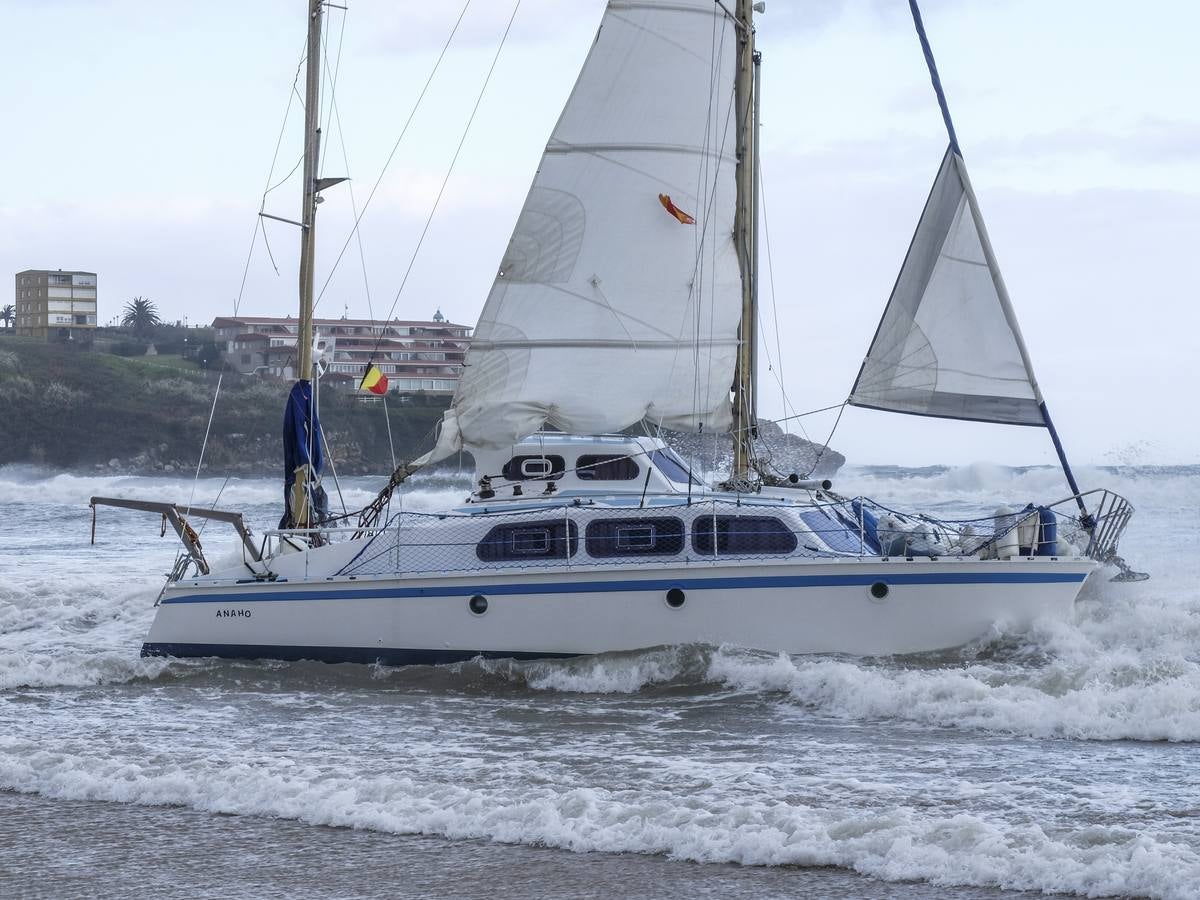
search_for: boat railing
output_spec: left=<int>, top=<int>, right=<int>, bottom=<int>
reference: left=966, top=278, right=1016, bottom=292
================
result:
left=955, top=488, right=1136, bottom=566
left=261, top=525, right=387, bottom=558
left=1043, top=489, right=1136, bottom=564
left=282, top=488, right=1136, bottom=576
left=332, top=498, right=1030, bottom=579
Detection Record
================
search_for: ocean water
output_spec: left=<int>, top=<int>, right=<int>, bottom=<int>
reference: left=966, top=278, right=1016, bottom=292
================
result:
left=1, top=463, right=1198, bottom=899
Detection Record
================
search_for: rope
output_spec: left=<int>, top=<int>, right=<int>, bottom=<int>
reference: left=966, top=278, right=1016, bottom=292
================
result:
left=805, top=402, right=846, bottom=478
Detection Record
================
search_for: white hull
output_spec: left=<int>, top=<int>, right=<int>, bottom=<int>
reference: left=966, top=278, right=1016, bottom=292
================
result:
left=145, top=556, right=1094, bottom=664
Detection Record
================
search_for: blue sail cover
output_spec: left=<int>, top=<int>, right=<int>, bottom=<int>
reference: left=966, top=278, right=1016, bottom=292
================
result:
left=282, top=380, right=326, bottom=526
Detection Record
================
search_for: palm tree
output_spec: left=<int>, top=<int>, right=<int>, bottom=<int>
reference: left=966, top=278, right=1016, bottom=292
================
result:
left=122, top=296, right=161, bottom=335
left=0, top=304, right=13, bottom=330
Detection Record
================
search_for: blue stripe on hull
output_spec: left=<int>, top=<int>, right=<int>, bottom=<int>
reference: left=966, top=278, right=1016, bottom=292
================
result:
left=162, top=570, right=1088, bottom=605
left=142, top=642, right=580, bottom=666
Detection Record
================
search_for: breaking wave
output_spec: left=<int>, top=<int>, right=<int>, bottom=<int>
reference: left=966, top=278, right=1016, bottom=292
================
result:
left=0, top=738, right=1194, bottom=899
left=3, top=462, right=1198, bottom=898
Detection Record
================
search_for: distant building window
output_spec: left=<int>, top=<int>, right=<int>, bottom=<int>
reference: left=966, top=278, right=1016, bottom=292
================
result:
left=476, top=519, right=578, bottom=562
left=693, top=516, right=798, bottom=556
left=586, top=517, right=684, bottom=558
left=502, top=455, right=566, bottom=481
left=576, top=454, right=639, bottom=481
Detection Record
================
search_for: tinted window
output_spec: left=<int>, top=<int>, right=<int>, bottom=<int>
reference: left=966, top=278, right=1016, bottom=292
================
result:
left=692, top=516, right=798, bottom=556
left=586, top=517, right=685, bottom=558
left=576, top=454, right=639, bottom=481
left=477, top=519, right=578, bottom=561
left=501, top=454, right=565, bottom=481
left=650, top=449, right=701, bottom=486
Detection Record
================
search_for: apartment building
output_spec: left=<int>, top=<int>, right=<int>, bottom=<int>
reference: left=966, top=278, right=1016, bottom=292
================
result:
left=212, top=310, right=471, bottom=394
left=14, top=270, right=98, bottom=340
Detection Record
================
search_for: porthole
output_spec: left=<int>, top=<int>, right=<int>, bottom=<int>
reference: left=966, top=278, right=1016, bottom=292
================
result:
left=666, top=587, right=686, bottom=609
left=869, top=581, right=889, bottom=600
left=469, top=594, right=489, bottom=616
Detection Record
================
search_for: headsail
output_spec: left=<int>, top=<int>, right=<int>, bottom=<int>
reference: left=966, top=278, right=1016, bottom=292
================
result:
left=424, top=0, right=740, bottom=462
left=849, top=147, right=1046, bottom=427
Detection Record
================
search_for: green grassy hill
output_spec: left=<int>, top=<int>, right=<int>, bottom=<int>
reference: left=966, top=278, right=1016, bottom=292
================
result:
left=0, top=336, right=448, bottom=474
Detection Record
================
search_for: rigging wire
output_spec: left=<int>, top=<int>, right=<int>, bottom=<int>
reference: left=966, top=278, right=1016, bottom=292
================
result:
left=805, top=401, right=847, bottom=478
left=319, top=6, right=402, bottom=470
left=265, top=154, right=305, bottom=197
left=184, top=36, right=309, bottom=521
left=701, top=22, right=726, bottom=480
left=310, top=0, right=474, bottom=316
left=660, top=7, right=732, bottom=480
left=691, top=8, right=720, bottom=441
left=381, top=396, right=398, bottom=472
left=319, top=422, right=349, bottom=517
left=301, top=3, right=355, bottom=511
left=363, top=0, right=523, bottom=360
left=322, top=16, right=376, bottom=324
left=755, top=154, right=813, bottom=449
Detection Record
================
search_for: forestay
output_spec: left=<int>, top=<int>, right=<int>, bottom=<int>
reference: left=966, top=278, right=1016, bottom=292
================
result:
left=849, top=147, right=1047, bottom=427
left=423, top=0, right=740, bottom=463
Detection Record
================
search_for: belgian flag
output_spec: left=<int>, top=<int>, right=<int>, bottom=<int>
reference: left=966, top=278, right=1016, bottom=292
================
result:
left=359, top=363, right=388, bottom=395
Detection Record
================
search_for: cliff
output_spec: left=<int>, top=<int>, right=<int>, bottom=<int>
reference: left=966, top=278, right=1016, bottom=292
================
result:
left=0, top=336, right=446, bottom=475
left=0, top=336, right=844, bottom=478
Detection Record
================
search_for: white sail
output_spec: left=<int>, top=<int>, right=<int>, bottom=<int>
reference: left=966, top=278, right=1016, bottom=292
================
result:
left=425, top=0, right=739, bottom=462
left=849, top=148, right=1047, bottom=427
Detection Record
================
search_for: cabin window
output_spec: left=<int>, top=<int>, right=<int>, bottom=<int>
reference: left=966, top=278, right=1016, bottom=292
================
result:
left=576, top=454, right=639, bottom=481
left=692, top=515, right=798, bottom=556
left=476, top=519, right=578, bottom=561
left=502, top=454, right=565, bottom=481
left=586, top=517, right=685, bottom=558
left=650, top=449, right=701, bottom=486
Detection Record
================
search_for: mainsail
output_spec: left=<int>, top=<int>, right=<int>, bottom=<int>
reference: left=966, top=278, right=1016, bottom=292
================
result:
left=424, top=0, right=740, bottom=462
left=849, top=147, right=1047, bottom=427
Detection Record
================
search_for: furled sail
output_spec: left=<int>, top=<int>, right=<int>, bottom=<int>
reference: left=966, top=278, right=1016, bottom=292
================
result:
left=849, top=147, right=1047, bottom=427
left=424, top=0, right=740, bottom=462
left=282, top=380, right=327, bottom=528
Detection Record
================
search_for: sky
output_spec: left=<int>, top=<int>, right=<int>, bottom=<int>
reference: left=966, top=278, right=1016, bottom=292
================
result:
left=2, top=0, right=1197, bottom=468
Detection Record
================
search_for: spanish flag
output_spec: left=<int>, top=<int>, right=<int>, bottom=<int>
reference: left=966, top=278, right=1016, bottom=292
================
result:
left=658, top=193, right=695, bottom=225
left=359, top=364, right=388, bottom=395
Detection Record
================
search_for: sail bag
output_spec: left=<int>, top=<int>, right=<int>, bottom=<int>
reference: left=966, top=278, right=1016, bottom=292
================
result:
left=423, top=0, right=740, bottom=462
left=849, top=147, right=1047, bottom=427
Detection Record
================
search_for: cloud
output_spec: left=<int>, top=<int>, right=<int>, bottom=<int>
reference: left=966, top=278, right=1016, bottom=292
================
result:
left=975, top=118, right=1200, bottom=170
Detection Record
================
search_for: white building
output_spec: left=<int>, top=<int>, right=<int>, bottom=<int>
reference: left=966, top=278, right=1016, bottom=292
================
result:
left=212, top=312, right=471, bottom=394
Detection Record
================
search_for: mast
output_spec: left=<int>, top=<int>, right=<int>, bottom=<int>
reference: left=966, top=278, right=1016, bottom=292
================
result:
left=297, top=0, right=323, bottom=382
left=906, top=0, right=1091, bottom=526
left=730, top=0, right=758, bottom=482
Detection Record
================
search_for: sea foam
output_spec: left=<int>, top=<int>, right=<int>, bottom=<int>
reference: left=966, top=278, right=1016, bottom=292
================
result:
left=0, top=741, right=1194, bottom=899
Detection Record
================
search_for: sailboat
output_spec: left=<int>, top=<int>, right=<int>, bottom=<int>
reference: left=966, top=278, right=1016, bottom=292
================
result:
left=92, top=0, right=1143, bottom=665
